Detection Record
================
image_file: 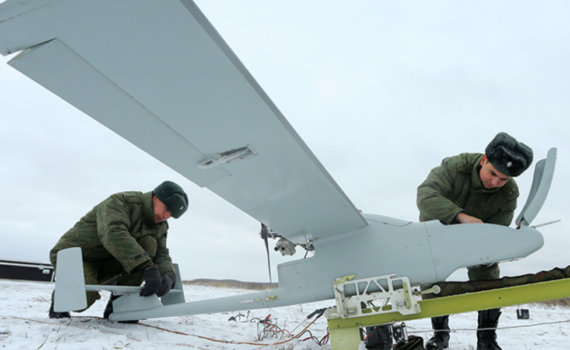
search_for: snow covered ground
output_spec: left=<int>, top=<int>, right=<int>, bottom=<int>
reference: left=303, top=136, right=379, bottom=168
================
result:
left=1, top=279, right=569, bottom=349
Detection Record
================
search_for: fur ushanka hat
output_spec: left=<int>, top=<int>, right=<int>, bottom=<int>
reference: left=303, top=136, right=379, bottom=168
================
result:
left=154, top=181, right=188, bottom=219
left=485, top=132, right=533, bottom=177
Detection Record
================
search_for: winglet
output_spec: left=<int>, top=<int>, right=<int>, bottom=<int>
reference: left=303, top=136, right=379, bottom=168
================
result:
left=516, top=147, right=557, bottom=227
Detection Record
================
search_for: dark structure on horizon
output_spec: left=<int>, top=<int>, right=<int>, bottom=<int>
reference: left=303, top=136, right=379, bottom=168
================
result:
left=0, top=259, right=54, bottom=282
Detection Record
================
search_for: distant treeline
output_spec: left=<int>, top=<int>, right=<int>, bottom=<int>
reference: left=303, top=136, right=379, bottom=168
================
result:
left=535, top=298, right=570, bottom=308
left=183, top=279, right=278, bottom=290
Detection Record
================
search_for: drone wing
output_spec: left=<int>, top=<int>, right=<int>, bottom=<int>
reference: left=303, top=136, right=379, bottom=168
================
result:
left=0, top=0, right=367, bottom=243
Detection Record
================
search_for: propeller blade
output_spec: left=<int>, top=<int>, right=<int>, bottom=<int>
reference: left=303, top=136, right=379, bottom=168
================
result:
left=260, top=224, right=272, bottom=283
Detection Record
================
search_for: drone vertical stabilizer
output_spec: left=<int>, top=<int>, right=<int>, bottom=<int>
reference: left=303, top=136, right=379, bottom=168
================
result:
left=54, top=248, right=87, bottom=312
left=515, top=148, right=557, bottom=227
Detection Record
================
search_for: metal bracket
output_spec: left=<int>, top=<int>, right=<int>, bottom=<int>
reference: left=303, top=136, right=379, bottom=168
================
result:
left=198, top=145, right=257, bottom=169
left=330, top=274, right=421, bottom=319
left=420, top=285, right=441, bottom=295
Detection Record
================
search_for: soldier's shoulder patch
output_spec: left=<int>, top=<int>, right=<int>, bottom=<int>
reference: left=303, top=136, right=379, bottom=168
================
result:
left=124, top=193, right=140, bottom=204
left=456, top=163, right=471, bottom=173
left=117, top=191, right=141, bottom=204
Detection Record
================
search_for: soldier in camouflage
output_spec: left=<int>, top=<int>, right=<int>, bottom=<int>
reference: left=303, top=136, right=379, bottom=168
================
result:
left=48, top=181, right=188, bottom=322
left=417, top=132, right=533, bottom=350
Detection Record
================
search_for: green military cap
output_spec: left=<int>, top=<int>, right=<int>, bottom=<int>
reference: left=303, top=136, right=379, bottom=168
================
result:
left=485, top=132, right=533, bottom=177
left=154, top=181, right=188, bottom=219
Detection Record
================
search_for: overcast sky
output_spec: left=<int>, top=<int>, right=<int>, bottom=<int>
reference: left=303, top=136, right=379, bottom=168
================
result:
left=0, top=1, right=569, bottom=283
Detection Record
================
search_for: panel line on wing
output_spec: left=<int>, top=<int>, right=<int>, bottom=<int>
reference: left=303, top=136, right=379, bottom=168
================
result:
left=9, top=37, right=231, bottom=187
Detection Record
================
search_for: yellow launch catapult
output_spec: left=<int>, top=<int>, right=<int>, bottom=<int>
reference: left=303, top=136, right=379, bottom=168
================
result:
left=326, top=274, right=570, bottom=349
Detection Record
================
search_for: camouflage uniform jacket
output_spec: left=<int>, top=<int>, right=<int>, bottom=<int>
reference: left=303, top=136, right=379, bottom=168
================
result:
left=50, top=191, right=174, bottom=275
left=417, top=153, right=519, bottom=226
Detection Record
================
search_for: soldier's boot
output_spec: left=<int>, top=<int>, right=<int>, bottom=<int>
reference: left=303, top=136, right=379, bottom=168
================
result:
left=48, top=295, right=70, bottom=319
left=103, top=294, right=139, bottom=324
left=477, top=308, right=502, bottom=350
left=425, top=315, right=450, bottom=350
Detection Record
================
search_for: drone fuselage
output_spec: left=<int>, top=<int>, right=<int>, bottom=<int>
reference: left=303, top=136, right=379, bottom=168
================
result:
left=106, top=215, right=543, bottom=321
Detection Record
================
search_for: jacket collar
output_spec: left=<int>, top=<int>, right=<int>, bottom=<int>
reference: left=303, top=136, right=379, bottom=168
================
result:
left=142, top=191, right=159, bottom=226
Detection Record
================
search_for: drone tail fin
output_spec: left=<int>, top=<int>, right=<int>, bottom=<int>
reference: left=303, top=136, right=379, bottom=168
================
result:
left=53, top=247, right=88, bottom=312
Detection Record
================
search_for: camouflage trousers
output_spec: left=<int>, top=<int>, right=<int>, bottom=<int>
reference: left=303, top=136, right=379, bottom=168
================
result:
left=422, top=263, right=502, bottom=330
left=50, top=236, right=157, bottom=311
left=467, top=263, right=500, bottom=282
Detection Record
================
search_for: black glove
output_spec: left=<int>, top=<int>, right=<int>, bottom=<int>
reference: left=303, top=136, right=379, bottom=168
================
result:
left=156, top=272, right=175, bottom=297
left=140, top=265, right=162, bottom=297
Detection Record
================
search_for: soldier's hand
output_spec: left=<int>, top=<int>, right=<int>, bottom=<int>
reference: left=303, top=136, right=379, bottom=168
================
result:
left=456, top=212, right=484, bottom=224
left=156, top=273, right=175, bottom=297
left=140, top=265, right=162, bottom=297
